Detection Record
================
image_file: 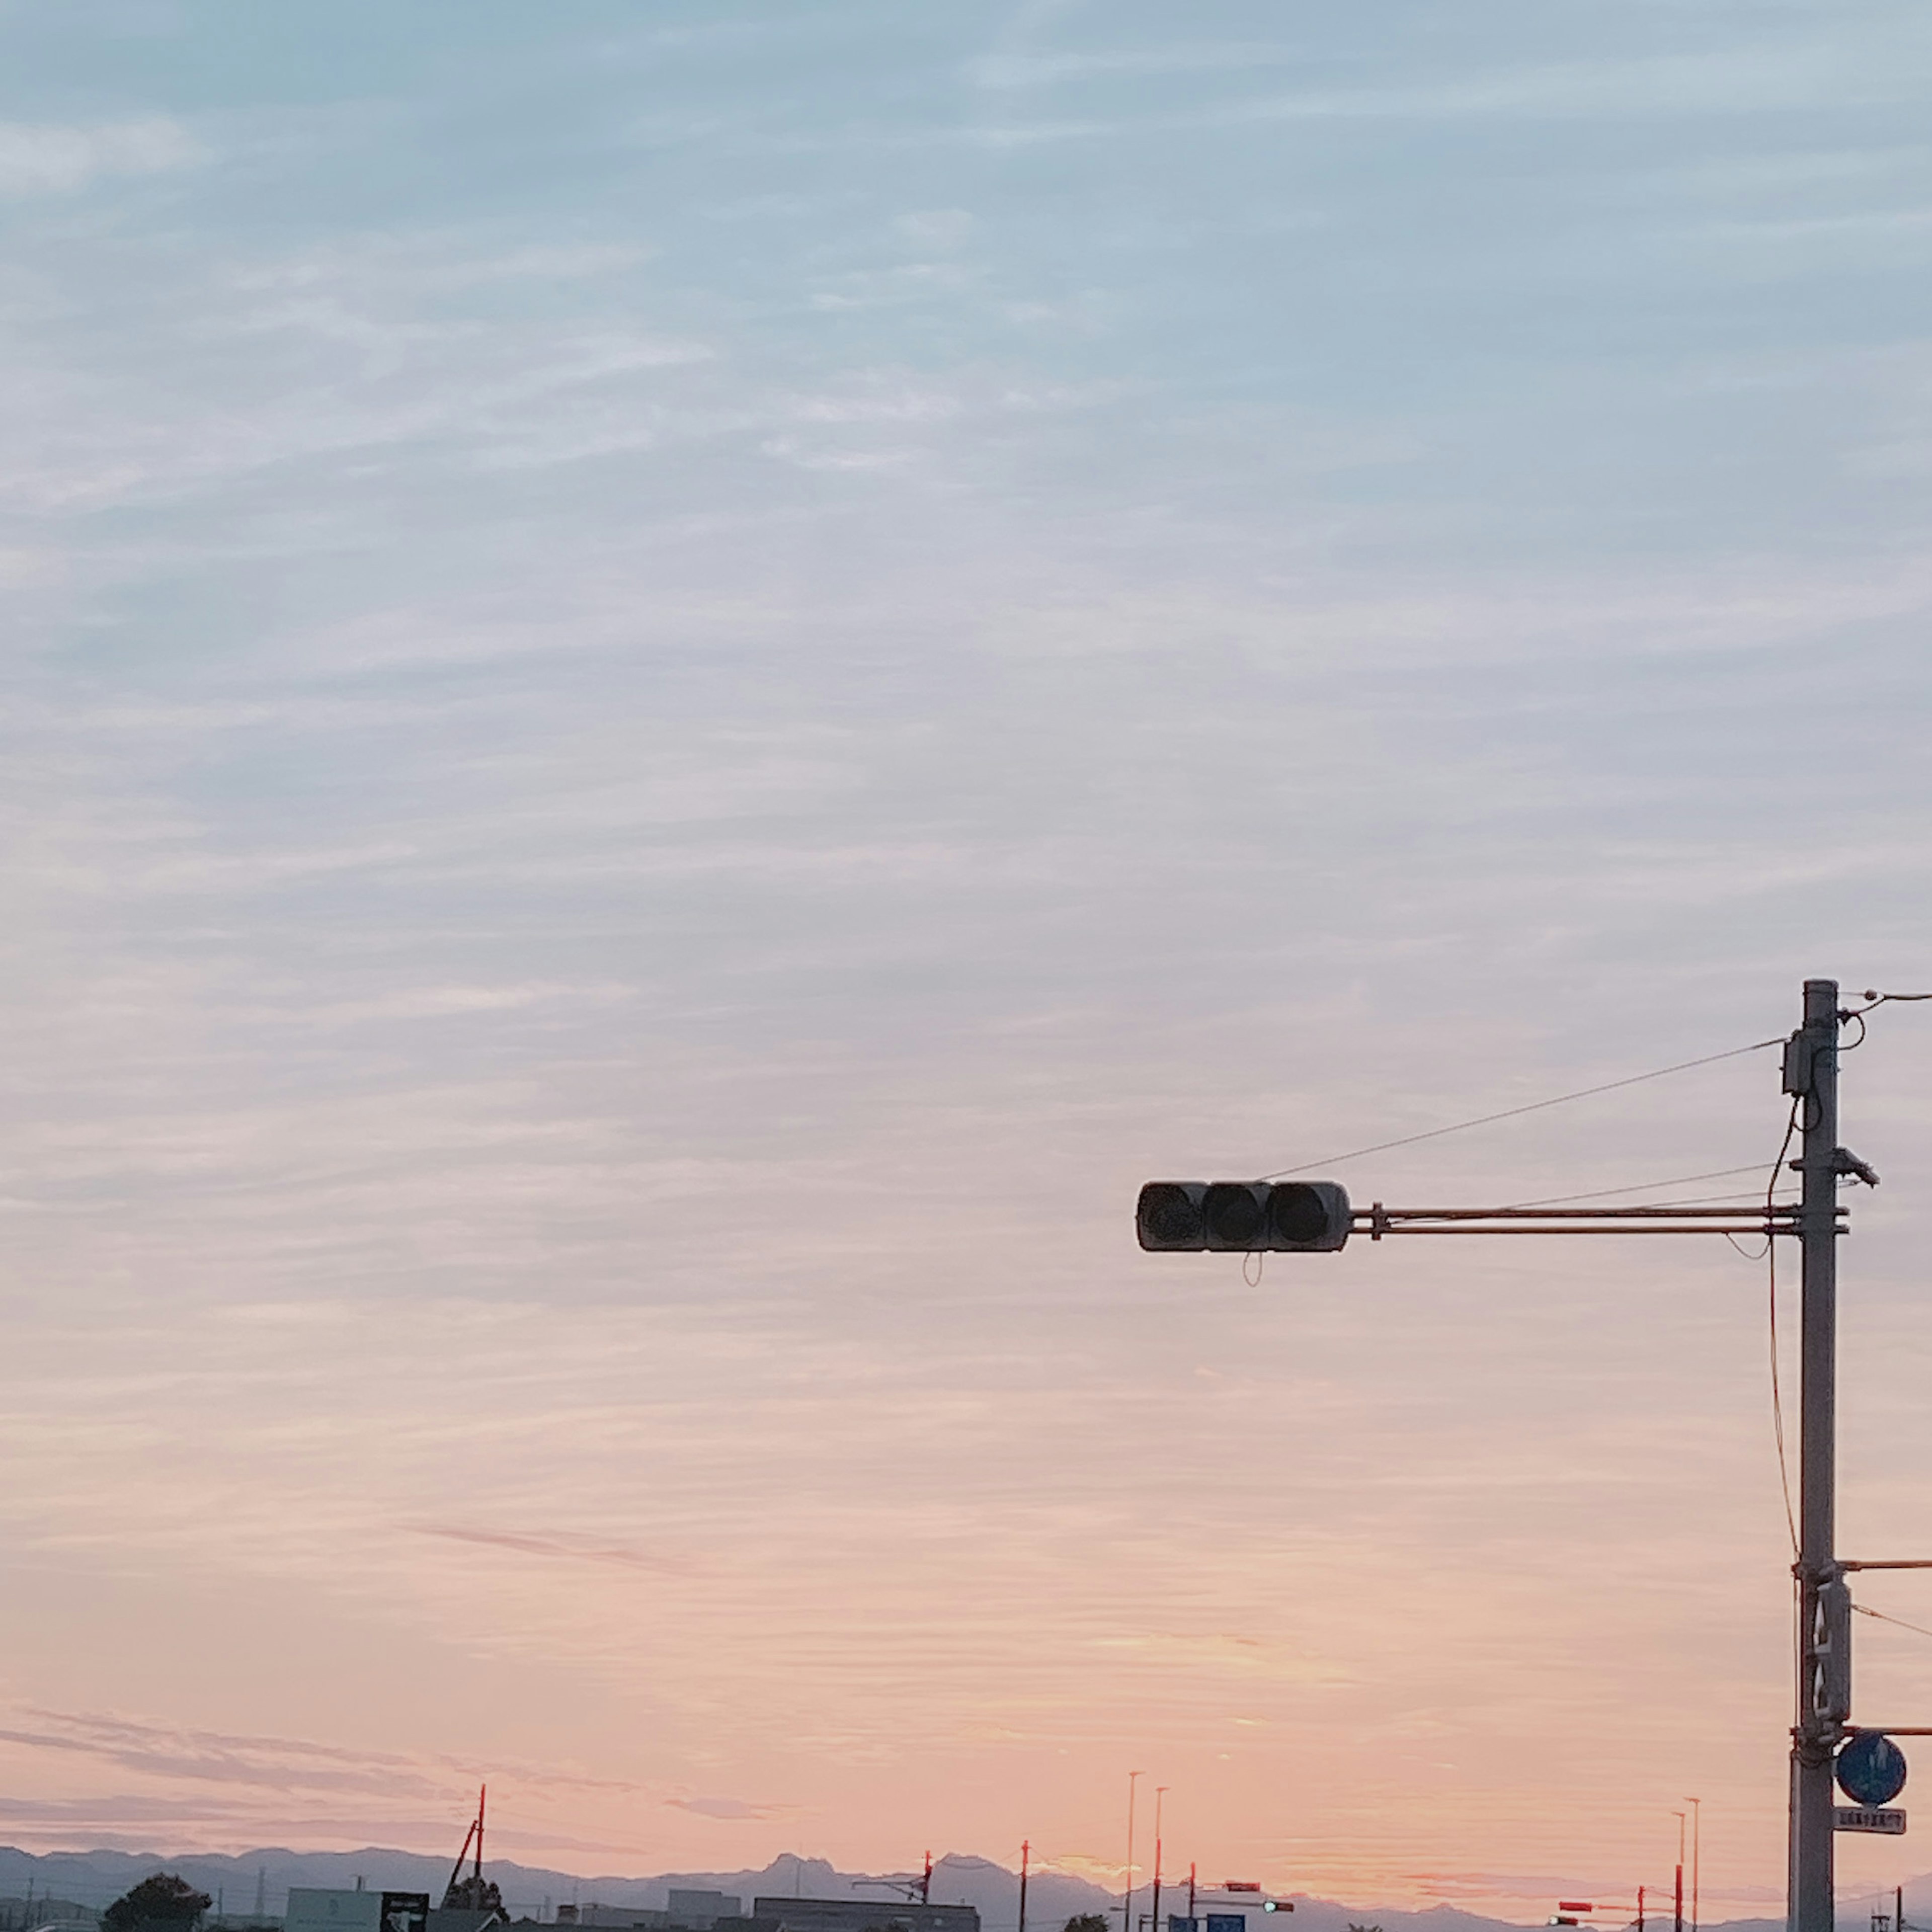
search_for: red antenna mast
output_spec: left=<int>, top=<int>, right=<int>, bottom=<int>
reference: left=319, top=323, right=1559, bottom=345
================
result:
left=444, top=1787, right=490, bottom=1910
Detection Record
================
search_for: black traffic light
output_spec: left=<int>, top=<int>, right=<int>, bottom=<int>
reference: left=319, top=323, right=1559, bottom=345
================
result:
left=1137, top=1180, right=1351, bottom=1252
left=1809, top=1576, right=1852, bottom=1725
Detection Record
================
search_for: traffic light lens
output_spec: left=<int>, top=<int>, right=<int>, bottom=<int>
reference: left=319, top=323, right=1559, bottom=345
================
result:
left=1268, top=1183, right=1329, bottom=1245
left=1202, top=1183, right=1265, bottom=1247
left=1139, top=1184, right=1203, bottom=1247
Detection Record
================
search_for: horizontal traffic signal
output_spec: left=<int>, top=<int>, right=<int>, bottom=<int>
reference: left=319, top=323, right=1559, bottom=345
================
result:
left=1137, top=1180, right=1351, bottom=1252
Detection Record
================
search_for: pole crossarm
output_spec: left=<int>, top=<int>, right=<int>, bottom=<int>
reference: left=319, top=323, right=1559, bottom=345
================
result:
left=1358, top=1203, right=1819, bottom=1238
left=1840, top=1561, right=1932, bottom=1572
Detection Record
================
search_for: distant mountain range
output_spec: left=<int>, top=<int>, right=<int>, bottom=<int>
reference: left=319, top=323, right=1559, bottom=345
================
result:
left=0, top=1847, right=1866, bottom=1932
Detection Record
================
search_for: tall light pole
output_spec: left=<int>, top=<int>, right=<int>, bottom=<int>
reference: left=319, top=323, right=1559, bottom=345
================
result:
left=1124, top=1771, right=1143, bottom=1932
left=1682, top=1798, right=1700, bottom=1932
left=1019, top=1842, right=1029, bottom=1932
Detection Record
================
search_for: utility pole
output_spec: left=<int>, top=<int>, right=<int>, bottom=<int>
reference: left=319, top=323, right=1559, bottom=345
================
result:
left=1683, top=1798, right=1700, bottom=1932
left=1188, top=1868, right=1196, bottom=1926
left=1124, top=1772, right=1143, bottom=1932
left=1792, top=978, right=1841, bottom=1932
left=1151, top=1788, right=1167, bottom=1932
left=1018, top=1842, right=1029, bottom=1932
left=1675, top=1812, right=1686, bottom=1932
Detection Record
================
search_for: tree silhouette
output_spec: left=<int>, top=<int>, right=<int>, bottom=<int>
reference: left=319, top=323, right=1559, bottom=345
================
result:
left=103, top=1876, right=212, bottom=1932
left=442, top=1878, right=503, bottom=1916
left=1066, top=1916, right=1110, bottom=1932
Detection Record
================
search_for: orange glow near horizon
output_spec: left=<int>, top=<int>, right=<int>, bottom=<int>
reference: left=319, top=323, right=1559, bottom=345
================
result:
left=7, top=1035, right=1932, bottom=1924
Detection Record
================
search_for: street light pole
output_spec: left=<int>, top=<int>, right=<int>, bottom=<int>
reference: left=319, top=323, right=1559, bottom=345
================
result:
left=1125, top=1772, right=1143, bottom=1932
left=1792, top=979, right=1842, bottom=1932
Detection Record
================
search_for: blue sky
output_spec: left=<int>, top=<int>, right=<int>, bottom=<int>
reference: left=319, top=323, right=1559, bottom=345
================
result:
left=5, top=0, right=1932, bottom=1917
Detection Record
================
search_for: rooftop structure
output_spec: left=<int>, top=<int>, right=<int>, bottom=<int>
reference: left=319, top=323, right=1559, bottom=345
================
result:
left=751, top=1901, right=978, bottom=1932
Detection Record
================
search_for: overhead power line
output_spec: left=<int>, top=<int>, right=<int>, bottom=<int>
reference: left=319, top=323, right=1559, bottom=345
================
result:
left=1853, top=1602, right=1932, bottom=1643
left=1502, top=1162, right=1794, bottom=1211
left=1257, top=1036, right=1783, bottom=1181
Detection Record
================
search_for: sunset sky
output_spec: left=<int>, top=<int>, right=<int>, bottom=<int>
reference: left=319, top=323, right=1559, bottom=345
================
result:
left=6, top=1, right=1932, bottom=1921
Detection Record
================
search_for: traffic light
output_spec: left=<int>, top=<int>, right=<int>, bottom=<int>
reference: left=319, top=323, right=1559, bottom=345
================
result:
left=1810, top=1576, right=1852, bottom=1726
left=1137, top=1180, right=1351, bottom=1252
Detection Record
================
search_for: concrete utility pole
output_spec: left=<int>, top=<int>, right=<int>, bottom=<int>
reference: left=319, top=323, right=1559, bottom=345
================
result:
left=1683, top=1797, right=1700, bottom=1932
left=1791, top=978, right=1842, bottom=1932
left=1151, top=1788, right=1167, bottom=1932
left=1674, top=1812, right=1686, bottom=1932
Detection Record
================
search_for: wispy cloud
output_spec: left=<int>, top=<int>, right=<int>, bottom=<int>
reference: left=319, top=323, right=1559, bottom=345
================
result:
left=663, top=1796, right=794, bottom=1822
left=410, top=1526, right=691, bottom=1575
left=0, top=1708, right=442, bottom=1799
left=5, top=0, right=1932, bottom=1906
left=0, top=117, right=202, bottom=195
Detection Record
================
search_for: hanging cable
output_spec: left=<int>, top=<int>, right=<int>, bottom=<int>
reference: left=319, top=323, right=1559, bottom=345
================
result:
left=1767, top=1094, right=1801, bottom=1558
left=1256, top=1036, right=1783, bottom=1181
left=1853, top=1602, right=1932, bottom=1643
left=1500, top=1162, right=1790, bottom=1211
left=1838, top=990, right=1932, bottom=1046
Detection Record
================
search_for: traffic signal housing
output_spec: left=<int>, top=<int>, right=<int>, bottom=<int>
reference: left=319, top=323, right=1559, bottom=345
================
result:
left=1810, top=1576, right=1852, bottom=1726
left=1137, top=1180, right=1352, bottom=1252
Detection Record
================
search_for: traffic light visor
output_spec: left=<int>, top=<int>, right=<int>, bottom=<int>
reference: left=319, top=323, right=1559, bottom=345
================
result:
left=1269, top=1183, right=1330, bottom=1244
left=1202, top=1182, right=1267, bottom=1249
left=1138, top=1183, right=1205, bottom=1250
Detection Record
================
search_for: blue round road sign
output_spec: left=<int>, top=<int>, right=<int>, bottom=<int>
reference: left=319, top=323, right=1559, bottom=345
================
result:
left=1838, top=1733, right=1908, bottom=1808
